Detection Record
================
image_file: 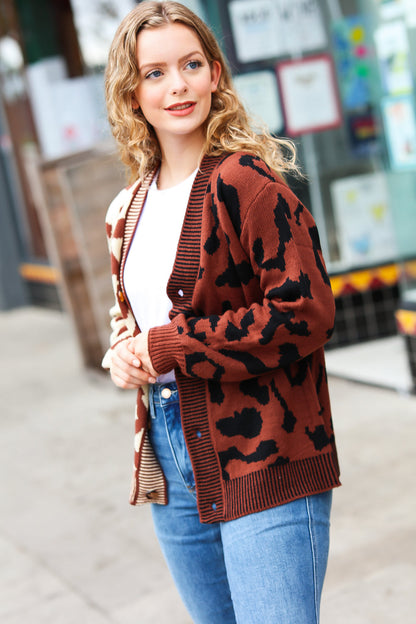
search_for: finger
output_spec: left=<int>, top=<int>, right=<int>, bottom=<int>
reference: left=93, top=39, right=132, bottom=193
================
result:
left=111, top=360, right=156, bottom=386
left=111, top=368, right=150, bottom=389
left=110, top=370, right=138, bottom=390
left=112, top=348, right=141, bottom=373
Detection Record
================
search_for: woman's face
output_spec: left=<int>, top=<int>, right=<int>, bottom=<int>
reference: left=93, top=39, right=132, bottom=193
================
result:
left=133, top=23, right=221, bottom=150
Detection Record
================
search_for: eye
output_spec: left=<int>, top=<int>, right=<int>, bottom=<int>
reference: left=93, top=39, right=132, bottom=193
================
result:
left=145, top=68, right=163, bottom=79
left=186, top=59, right=202, bottom=70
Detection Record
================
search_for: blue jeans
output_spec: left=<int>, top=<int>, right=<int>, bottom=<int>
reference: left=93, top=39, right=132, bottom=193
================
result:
left=148, top=382, right=332, bottom=624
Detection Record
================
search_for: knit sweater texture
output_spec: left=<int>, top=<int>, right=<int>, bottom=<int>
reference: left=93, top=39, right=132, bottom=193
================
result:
left=103, top=151, right=341, bottom=523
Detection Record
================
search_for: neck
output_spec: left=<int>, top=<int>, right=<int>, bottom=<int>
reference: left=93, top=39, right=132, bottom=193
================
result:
left=156, top=134, right=205, bottom=190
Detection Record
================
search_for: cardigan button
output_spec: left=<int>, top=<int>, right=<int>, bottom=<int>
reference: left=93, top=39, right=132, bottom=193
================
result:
left=196, top=430, right=202, bottom=439
left=145, top=490, right=158, bottom=500
left=118, top=290, right=125, bottom=303
left=178, top=289, right=184, bottom=297
left=211, top=503, right=217, bottom=511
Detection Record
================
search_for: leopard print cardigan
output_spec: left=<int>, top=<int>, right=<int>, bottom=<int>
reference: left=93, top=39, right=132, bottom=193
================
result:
left=103, top=152, right=340, bottom=523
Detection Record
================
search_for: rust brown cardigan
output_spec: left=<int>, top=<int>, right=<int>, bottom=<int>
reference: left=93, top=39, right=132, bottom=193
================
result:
left=103, top=152, right=340, bottom=523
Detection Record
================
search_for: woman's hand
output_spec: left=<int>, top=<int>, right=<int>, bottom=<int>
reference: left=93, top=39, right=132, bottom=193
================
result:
left=130, top=332, right=159, bottom=379
left=110, top=337, right=157, bottom=389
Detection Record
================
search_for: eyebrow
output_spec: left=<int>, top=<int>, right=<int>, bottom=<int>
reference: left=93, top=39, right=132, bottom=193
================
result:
left=139, top=50, right=204, bottom=73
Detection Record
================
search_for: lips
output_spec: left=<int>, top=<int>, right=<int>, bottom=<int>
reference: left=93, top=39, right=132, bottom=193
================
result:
left=165, top=101, right=195, bottom=111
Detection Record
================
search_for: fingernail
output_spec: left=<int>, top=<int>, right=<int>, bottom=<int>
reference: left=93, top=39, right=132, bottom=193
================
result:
left=148, top=377, right=157, bottom=384
left=133, top=359, right=140, bottom=367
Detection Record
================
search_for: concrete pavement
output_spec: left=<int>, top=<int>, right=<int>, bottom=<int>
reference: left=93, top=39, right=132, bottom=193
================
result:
left=1, top=307, right=415, bottom=623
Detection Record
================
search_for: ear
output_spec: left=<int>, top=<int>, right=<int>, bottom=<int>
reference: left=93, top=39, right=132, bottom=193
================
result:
left=210, top=61, right=221, bottom=93
left=131, top=94, right=140, bottom=112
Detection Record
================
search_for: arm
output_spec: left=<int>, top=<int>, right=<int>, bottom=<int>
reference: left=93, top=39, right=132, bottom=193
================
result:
left=136, top=179, right=335, bottom=383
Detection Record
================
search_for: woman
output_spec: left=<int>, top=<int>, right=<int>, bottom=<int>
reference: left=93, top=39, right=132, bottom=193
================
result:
left=103, top=2, right=340, bottom=622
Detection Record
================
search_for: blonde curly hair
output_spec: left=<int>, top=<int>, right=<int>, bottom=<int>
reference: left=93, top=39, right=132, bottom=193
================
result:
left=105, top=0, right=300, bottom=183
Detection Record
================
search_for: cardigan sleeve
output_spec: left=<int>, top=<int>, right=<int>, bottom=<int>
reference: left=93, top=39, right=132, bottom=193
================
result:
left=148, top=173, right=335, bottom=383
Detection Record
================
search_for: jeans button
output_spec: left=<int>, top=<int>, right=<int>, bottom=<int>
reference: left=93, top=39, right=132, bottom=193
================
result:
left=161, top=387, right=172, bottom=399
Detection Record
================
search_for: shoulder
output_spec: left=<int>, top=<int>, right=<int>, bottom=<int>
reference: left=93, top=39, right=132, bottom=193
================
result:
left=105, top=179, right=141, bottom=229
left=209, top=152, right=296, bottom=216
left=212, top=151, right=283, bottom=187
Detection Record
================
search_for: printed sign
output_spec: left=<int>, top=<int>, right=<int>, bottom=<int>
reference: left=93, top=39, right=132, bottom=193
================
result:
left=233, top=71, right=283, bottom=132
left=228, top=0, right=326, bottom=63
left=277, top=55, right=342, bottom=135
left=381, top=95, right=416, bottom=170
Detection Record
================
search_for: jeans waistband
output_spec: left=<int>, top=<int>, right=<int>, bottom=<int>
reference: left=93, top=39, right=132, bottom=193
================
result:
left=149, top=381, right=179, bottom=406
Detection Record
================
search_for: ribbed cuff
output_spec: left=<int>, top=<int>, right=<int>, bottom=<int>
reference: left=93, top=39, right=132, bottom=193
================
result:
left=148, top=322, right=183, bottom=375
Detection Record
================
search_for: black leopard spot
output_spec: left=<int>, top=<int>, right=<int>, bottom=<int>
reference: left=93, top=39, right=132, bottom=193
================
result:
left=218, top=439, right=280, bottom=480
left=216, top=407, right=263, bottom=439
left=305, top=425, right=334, bottom=451
left=294, top=201, right=304, bottom=225
left=217, top=174, right=242, bottom=236
left=219, top=348, right=269, bottom=375
left=187, top=318, right=206, bottom=342
left=278, top=342, right=300, bottom=367
left=260, top=303, right=310, bottom=346
left=225, top=309, right=255, bottom=341
left=267, top=271, right=312, bottom=302
left=208, top=380, right=225, bottom=405
left=185, top=352, right=225, bottom=380
left=252, top=237, right=280, bottom=271
left=309, top=226, right=331, bottom=286
left=239, top=154, right=276, bottom=183
left=204, top=224, right=220, bottom=255
left=204, top=197, right=220, bottom=255
left=284, top=358, right=309, bottom=387
left=216, top=254, right=254, bottom=288
left=209, top=315, right=220, bottom=331
left=316, top=364, right=324, bottom=395
left=239, top=378, right=270, bottom=405
left=270, top=379, right=297, bottom=433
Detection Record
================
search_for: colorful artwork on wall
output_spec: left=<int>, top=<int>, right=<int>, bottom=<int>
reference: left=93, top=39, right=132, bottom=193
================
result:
left=381, top=95, right=416, bottom=170
left=330, top=172, right=397, bottom=267
left=331, top=15, right=372, bottom=110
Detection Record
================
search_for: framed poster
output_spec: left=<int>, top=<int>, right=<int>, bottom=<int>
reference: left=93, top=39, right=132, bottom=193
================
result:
left=381, top=95, right=416, bottom=170
left=276, top=55, right=342, bottom=135
left=330, top=173, right=397, bottom=266
left=233, top=70, right=283, bottom=133
left=228, top=0, right=326, bottom=64
left=228, top=0, right=282, bottom=63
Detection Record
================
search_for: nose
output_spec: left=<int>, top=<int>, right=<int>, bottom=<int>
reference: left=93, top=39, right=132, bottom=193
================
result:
left=169, top=70, right=188, bottom=96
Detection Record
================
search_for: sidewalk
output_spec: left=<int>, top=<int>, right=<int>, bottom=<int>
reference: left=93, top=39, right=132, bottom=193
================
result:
left=0, top=307, right=415, bottom=623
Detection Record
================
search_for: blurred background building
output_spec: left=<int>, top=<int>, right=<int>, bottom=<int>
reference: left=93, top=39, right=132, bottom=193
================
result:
left=0, top=0, right=415, bottom=388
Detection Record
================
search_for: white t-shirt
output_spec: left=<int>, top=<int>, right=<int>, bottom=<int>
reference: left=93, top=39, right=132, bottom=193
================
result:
left=124, top=168, right=198, bottom=382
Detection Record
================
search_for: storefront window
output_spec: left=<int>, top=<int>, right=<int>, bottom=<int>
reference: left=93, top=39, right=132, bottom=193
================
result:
left=202, top=0, right=415, bottom=282
left=198, top=0, right=416, bottom=349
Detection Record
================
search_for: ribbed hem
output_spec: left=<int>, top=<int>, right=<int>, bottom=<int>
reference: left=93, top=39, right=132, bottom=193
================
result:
left=218, top=451, right=341, bottom=523
left=148, top=323, right=183, bottom=375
